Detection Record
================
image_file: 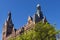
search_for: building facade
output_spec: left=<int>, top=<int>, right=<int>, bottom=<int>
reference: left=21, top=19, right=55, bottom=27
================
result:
left=2, top=4, right=47, bottom=40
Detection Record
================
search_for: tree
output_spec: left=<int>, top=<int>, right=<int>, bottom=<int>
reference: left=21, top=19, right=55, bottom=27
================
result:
left=34, top=22, right=56, bottom=40
left=9, top=22, right=59, bottom=40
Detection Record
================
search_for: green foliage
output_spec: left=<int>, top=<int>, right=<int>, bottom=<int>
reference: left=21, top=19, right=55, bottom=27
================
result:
left=9, top=22, right=59, bottom=40
left=34, top=22, right=56, bottom=40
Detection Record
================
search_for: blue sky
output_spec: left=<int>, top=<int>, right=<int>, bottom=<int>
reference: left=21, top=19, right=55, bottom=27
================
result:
left=0, top=0, right=60, bottom=40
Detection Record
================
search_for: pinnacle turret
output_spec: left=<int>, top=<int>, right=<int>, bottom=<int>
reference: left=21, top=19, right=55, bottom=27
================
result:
left=28, top=16, right=33, bottom=24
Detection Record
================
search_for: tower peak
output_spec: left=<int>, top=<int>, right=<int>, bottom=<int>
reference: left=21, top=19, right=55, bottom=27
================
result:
left=8, top=11, right=11, bottom=17
left=33, top=4, right=43, bottom=23
left=7, top=11, right=11, bottom=21
left=36, top=4, right=41, bottom=17
left=36, top=4, right=41, bottom=10
left=36, top=4, right=40, bottom=7
left=6, top=11, right=13, bottom=26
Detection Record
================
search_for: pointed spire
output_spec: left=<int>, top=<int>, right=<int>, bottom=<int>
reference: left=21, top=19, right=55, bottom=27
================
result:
left=6, top=11, right=13, bottom=26
left=4, top=11, right=12, bottom=26
left=8, top=11, right=11, bottom=17
left=43, top=16, right=47, bottom=23
left=28, top=16, right=33, bottom=24
left=36, top=4, right=41, bottom=17
left=33, top=4, right=44, bottom=23
left=28, top=16, right=33, bottom=21
left=7, top=11, right=11, bottom=21
left=36, top=4, right=41, bottom=10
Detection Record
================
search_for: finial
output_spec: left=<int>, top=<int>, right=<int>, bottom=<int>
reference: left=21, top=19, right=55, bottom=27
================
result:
left=37, top=4, right=40, bottom=7
left=36, top=4, right=41, bottom=10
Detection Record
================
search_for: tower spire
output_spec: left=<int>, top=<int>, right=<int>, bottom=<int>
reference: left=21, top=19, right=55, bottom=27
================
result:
left=6, top=11, right=13, bottom=26
left=7, top=11, right=11, bottom=21
left=36, top=4, right=41, bottom=10
left=36, top=4, right=41, bottom=17
left=36, top=4, right=43, bottom=19
left=2, top=11, right=14, bottom=40
left=33, top=4, right=44, bottom=23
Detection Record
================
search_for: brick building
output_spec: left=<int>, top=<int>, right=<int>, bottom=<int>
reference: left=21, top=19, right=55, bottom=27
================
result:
left=2, top=4, right=47, bottom=40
